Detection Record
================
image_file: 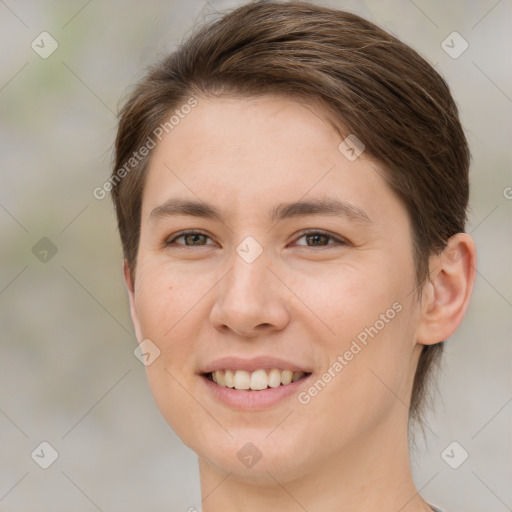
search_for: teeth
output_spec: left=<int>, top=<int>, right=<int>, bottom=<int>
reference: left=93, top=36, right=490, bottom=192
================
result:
left=224, top=369, right=234, bottom=388
left=216, top=370, right=226, bottom=387
left=250, top=369, right=268, bottom=390
left=281, top=369, right=293, bottom=385
left=233, top=370, right=250, bottom=389
left=292, top=371, right=305, bottom=382
left=211, top=369, right=307, bottom=390
left=268, top=368, right=282, bottom=388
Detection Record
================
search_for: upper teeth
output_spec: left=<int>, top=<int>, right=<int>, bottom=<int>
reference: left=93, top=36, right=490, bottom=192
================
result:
left=211, top=369, right=306, bottom=390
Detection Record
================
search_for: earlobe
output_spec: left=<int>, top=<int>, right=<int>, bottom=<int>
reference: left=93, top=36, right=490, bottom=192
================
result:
left=416, top=233, right=477, bottom=346
left=122, top=259, right=143, bottom=342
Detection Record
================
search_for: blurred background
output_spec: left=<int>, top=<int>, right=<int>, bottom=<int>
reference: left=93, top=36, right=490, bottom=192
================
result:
left=0, top=1, right=510, bottom=510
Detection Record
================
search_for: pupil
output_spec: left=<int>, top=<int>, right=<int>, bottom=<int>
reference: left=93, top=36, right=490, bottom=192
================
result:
left=308, top=234, right=326, bottom=246
left=187, top=234, right=204, bottom=245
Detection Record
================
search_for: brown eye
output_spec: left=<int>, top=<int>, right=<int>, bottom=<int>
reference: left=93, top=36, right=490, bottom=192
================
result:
left=295, top=230, right=347, bottom=247
left=166, top=231, right=213, bottom=246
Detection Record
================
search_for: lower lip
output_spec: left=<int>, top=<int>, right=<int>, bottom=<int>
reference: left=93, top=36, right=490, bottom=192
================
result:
left=200, top=374, right=312, bottom=410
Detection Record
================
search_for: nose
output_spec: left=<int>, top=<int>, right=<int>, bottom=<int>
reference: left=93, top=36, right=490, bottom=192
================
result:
left=209, top=247, right=290, bottom=337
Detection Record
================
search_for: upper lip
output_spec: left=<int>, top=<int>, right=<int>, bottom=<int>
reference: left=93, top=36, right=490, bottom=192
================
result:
left=200, top=356, right=312, bottom=374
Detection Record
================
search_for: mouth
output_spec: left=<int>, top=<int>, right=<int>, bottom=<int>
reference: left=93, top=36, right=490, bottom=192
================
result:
left=203, top=368, right=312, bottom=391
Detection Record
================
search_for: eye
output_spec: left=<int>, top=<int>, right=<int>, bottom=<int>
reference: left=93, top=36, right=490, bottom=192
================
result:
left=165, top=229, right=348, bottom=249
left=165, top=230, right=215, bottom=247
left=294, top=229, right=348, bottom=248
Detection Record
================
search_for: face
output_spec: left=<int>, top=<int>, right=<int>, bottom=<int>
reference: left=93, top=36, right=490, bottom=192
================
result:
left=126, top=95, right=424, bottom=483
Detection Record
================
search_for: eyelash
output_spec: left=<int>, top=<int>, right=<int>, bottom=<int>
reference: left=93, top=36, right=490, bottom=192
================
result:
left=165, top=229, right=348, bottom=248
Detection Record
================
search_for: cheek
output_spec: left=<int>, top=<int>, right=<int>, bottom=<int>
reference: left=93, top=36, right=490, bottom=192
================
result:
left=302, top=262, right=416, bottom=420
left=134, top=261, right=201, bottom=339
left=301, top=262, right=402, bottom=338
left=132, top=264, right=198, bottom=390
left=297, top=304, right=415, bottom=455
left=132, top=265, right=206, bottom=442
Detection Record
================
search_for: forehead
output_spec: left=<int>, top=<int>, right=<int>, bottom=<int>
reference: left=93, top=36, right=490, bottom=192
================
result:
left=140, top=95, right=405, bottom=227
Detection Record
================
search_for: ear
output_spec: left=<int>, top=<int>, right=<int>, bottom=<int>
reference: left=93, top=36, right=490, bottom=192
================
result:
left=416, top=233, right=476, bottom=345
left=123, top=259, right=143, bottom=343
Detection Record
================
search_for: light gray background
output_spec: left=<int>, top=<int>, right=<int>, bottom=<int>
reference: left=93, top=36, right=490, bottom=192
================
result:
left=1, top=1, right=511, bottom=511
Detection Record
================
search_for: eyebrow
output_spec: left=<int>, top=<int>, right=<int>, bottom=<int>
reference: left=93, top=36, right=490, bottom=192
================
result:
left=149, top=197, right=372, bottom=225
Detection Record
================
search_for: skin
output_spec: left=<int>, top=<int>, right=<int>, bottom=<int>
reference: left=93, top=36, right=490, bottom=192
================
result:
left=124, top=95, right=476, bottom=511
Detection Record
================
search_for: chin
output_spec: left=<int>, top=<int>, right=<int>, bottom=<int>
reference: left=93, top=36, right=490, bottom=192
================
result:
left=192, top=427, right=314, bottom=485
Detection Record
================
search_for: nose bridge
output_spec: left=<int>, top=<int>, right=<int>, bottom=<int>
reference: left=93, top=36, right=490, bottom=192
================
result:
left=225, top=242, right=272, bottom=305
left=210, top=240, right=290, bottom=335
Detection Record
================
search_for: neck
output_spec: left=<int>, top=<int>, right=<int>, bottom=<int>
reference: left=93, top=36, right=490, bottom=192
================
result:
left=198, top=408, right=433, bottom=512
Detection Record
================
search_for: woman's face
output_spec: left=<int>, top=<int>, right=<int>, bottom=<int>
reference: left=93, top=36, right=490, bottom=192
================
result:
left=126, top=95, right=424, bottom=483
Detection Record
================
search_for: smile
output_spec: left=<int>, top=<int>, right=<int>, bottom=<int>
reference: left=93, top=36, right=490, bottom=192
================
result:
left=206, top=368, right=310, bottom=390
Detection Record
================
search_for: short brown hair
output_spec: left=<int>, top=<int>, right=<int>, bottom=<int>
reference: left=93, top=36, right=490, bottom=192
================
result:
left=111, top=0, right=470, bottom=426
